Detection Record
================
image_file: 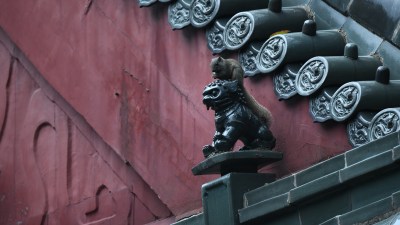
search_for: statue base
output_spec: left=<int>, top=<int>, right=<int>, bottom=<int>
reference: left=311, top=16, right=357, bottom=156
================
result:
left=192, top=150, right=283, bottom=176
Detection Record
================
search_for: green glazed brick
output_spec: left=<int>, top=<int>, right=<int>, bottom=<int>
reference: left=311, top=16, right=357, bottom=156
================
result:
left=340, top=150, right=393, bottom=183
left=351, top=169, right=400, bottom=209
left=345, top=132, right=399, bottom=166
left=255, top=212, right=301, bottom=225
left=295, top=155, right=345, bottom=187
left=244, top=175, right=295, bottom=207
left=289, top=172, right=341, bottom=203
left=299, top=191, right=351, bottom=225
left=239, top=193, right=290, bottom=224
left=339, top=197, right=392, bottom=225
left=319, top=217, right=340, bottom=225
left=172, top=213, right=204, bottom=225
left=392, top=190, right=400, bottom=209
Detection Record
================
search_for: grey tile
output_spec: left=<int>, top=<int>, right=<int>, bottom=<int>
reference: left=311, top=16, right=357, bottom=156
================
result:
left=348, top=0, right=400, bottom=41
left=341, top=18, right=383, bottom=55
left=244, top=175, right=295, bottom=207
left=322, top=0, right=351, bottom=15
left=239, top=194, right=290, bottom=224
left=340, top=197, right=393, bottom=225
left=295, top=155, right=345, bottom=186
left=340, top=150, right=393, bottom=182
left=351, top=169, right=400, bottom=209
left=172, top=213, right=204, bottom=225
left=289, top=172, right=341, bottom=203
left=299, top=191, right=351, bottom=225
left=345, top=132, right=399, bottom=166
left=309, top=0, right=347, bottom=29
left=376, top=41, right=400, bottom=80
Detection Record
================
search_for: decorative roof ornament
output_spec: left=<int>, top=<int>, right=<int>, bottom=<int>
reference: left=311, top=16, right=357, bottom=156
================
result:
left=168, top=0, right=193, bottom=29
left=347, top=112, right=376, bottom=147
left=331, top=66, right=400, bottom=122
left=256, top=20, right=345, bottom=73
left=206, top=19, right=228, bottom=54
left=138, top=0, right=158, bottom=7
left=368, top=108, right=400, bottom=142
left=238, top=42, right=264, bottom=77
left=189, top=0, right=268, bottom=28
left=309, top=88, right=336, bottom=122
left=223, top=0, right=309, bottom=50
left=272, top=63, right=302, bottom=100
left=295, top=44, right=382, bottom=96
left=189, top=0, right=219, bottom=27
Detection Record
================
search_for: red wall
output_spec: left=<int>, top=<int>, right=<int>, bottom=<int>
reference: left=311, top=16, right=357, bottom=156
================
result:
left=0, top=0, right=351, bottom=223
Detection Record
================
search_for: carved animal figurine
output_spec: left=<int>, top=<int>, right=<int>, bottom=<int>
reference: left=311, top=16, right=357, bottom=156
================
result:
left=210, top=57, right=273, bottom=126
left=202, top=79, right=276, bottom=158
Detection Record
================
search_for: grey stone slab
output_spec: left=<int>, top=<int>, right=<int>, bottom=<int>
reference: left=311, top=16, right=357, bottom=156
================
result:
left=192, top=150, right=283, bottom=175
left=341, top=18, right=383, bottom=55
left=244, top=175, right=295, bottom=207
left=295, top=154, right=345, bottom=186
left=345, top=132, right=399, bottom=166
left=309, top=0, right=347, bottom=30
left=340, top=150, right=393, bottom=183
left=376, top=41, right=400, bottom=80
left=172, top=213, right=204, bottom=225
left=238, top=193, right=290, bottom=224
left=289, top=171, right=341, bottom=203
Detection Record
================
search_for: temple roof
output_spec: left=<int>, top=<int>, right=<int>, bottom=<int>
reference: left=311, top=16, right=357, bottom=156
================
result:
left=139, top=0, right=400, bottom=148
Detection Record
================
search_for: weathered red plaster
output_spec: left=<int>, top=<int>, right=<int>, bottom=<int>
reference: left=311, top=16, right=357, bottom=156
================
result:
left=0, top=0, right=351, bottom=221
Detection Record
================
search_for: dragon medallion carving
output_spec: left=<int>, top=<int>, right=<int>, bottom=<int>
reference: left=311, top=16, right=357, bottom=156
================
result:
left=295, top=58, right=327, bottom=96
left=224, top=14, right=253, bottom=49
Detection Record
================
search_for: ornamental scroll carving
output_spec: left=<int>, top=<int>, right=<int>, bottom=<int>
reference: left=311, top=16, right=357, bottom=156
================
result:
left=190, top=0, right=219, bottom=27
left=272, top=63, right=302, bottom=100
left=331, top=85, right=359, bottom=121
left=369, top=108, right=400, bottom=142
left=238, top=42, right=263, bottom=77
left=138, top=0, right=157, bottom=7
left=168, top=0, right=192, bottom=29
left=257, top=36, right=286, bottom=73
left=206, top=19, right=227, bottom=54
left=347, top=113, right=375, bottom=147
left=309, top=88, right=336, bottom=122
left=224, top=14, right=252, bottom=50
left=295, top=58, right=326, bottom=96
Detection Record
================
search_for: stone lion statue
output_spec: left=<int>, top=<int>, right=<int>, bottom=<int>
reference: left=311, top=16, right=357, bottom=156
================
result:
left=202, top=79, right=276, bottom=158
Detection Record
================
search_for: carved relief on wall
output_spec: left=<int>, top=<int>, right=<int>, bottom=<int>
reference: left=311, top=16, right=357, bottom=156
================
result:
left=0, top=44, right=170, bottom=224
left=0, top=44, right=11, bottom=141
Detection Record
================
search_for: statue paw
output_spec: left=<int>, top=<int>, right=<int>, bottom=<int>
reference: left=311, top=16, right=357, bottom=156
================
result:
left=202, top=145, right=216, bottom=158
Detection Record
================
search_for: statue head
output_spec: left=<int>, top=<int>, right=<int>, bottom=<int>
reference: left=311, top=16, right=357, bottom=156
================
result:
left=203, top=79, right=244, bottom=111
